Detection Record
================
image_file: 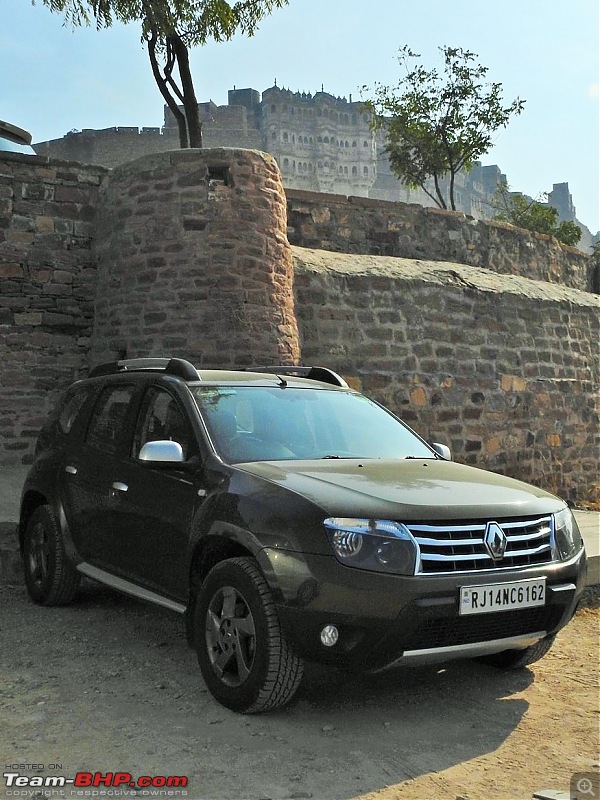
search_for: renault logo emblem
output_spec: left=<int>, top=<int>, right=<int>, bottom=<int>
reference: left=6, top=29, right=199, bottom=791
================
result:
left=484, top=522, right=508, bottom=561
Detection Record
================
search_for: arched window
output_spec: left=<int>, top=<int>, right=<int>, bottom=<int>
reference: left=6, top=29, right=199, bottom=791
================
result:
left=344, top=166, right=348, bottom=174
left=352, top=166, right=357, bottom=175
left=283, top=132, right=288, bottom=142
left=363, top=140, right=368, bottom=147
left=271, top=104, right=276, bottom=113
left=283, top=158, right=289, bottom=168
left=352, top=141, right=357, bottom=147
left=317, top=136, right=323, bottom=143
left=363, top=166, right=369, bottom=176
left=339, top=165, right=343, bottom=174
left=324, top=136, right=329, bottom=143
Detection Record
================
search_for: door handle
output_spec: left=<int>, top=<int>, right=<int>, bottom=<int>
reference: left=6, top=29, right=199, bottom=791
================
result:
left=65, top=465, right=78, bottom=475
left=111, top=482, right=128, bottom=493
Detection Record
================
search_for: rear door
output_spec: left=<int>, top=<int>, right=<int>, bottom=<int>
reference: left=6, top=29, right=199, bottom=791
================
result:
left=62, top=383, right=137, bottom=570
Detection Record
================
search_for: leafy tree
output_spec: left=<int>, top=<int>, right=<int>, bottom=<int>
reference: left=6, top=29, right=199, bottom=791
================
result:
left=493, top=181, right=582, bottom=246
left=362, top=46, right=525, bottom=211
left=555, top=220, right=583, bottom=247
left=39, top=0, right=288, bottom=148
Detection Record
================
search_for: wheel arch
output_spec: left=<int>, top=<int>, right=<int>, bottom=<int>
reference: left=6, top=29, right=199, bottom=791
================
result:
left=185, top=523, right=280, bottom=645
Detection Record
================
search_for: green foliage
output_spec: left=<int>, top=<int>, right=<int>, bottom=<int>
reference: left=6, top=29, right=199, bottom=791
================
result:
left=362, top=46, right=525, bottom=211
left=555, top=221, right=583, bottom=247
left=494, top=182, right=582, bottom=247
left=38, top=0, right=289, bottom=147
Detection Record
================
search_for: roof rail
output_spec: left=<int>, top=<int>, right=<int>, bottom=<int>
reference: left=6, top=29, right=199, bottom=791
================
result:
left=89, top=357, right=199, bottom=381
left=239, top=365, right=348, bottom=388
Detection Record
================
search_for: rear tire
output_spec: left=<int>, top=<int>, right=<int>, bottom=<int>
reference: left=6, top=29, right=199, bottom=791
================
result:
left=478, top=634, right=556, bottom=669
left=23, top=505, right=80, bottom=605
left=194, top=557, right=304, bottom=713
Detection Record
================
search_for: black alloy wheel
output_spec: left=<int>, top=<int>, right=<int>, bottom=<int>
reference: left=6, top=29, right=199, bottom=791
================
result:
left=23, top=505, right=80, bottom=605
left=194, top=557, right=304, bottom=713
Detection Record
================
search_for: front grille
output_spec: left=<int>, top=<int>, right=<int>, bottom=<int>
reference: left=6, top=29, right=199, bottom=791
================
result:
left=406, top=515, right=555, bottom=575
left=403, top=606, right=563, bottom=651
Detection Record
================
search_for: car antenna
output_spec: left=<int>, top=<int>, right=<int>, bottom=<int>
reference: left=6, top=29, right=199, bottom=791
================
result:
left=275, top=374, right=288, bottom=387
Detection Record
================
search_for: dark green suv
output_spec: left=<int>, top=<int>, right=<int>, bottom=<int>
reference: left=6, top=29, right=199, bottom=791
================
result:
left=19, top=358, right=587, bottom=713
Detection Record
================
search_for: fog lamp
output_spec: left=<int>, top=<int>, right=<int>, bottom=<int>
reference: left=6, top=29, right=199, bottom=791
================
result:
left=320, top=625, right=339, bottom=647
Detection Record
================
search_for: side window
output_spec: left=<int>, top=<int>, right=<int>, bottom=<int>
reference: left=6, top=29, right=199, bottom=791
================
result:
left=86, top=386, right=135, bottom=454
left=58, top=388, right=91, bottom=434
left=133, top=387, right=194, bottom=460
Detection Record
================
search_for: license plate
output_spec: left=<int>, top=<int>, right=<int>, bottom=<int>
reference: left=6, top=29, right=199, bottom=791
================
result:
left=459, top=578, right=546, bottom=616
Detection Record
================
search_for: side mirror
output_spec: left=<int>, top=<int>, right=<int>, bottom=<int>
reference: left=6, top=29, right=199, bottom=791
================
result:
left=139, top=440, right=184, bottom=463
left=432, top=442, right=452, bottom=461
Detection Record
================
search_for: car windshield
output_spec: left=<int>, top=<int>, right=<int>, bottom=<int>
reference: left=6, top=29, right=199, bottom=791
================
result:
left=193, top=386, right=433, bottom=463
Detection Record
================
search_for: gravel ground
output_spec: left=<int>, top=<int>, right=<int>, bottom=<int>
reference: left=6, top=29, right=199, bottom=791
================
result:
left=1, top=580, right=598, bottom=800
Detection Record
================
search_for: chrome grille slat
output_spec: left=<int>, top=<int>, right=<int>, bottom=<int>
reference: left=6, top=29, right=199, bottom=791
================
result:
left=417, top=536, right=486, bottom=547
left=408, top=516, right=551, bottom=534
left=420, top=543, right=552, bottom=563
left=508, top=526, right=551, bottom=543
left=407, top=515, right=555, bottom=575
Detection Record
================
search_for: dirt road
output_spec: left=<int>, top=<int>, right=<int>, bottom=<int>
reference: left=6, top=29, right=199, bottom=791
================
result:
left=1, top=582, right=598, bottom=800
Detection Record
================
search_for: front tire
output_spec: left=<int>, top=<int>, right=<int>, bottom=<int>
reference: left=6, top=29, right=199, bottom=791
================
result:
left=194, top=557, right=304, bottom=713
left=478, top=634, right=556, bottom=669
left=23, top=505, right=80, bottom=605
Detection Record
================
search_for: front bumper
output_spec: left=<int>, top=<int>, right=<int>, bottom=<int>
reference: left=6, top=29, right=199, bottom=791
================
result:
left=257, top=545, right=587, bottom=670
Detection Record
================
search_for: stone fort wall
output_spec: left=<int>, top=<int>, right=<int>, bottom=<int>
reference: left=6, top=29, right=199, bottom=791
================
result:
left=0, top=153, right=107, bottom=462
left=294, top=248, right=599, bottom=506
left=287, top=190, right=594, bottom=292
left=1, top=148, right=598, bottom=505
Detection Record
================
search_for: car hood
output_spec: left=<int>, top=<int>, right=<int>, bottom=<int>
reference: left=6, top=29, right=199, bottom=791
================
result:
left=235, top=458, right=564, bottom=521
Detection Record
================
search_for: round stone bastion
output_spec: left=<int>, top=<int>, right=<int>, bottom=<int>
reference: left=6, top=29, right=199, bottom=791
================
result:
left=90, top=148, right=300, bottom=367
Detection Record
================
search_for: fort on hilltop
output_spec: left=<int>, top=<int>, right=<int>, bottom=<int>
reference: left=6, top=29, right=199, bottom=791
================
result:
left=33, top=85, right=596, bottom=251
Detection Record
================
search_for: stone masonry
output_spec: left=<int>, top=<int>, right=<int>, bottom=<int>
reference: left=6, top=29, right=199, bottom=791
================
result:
left=0, top=146, right=598, bottom=506
left=294, top=248, right=600, bottom=506
left=287, top=191, right=594, bottom=292
left=0, top=152, right=107, bottom=465
left=90, top=148, right=299, bottom=367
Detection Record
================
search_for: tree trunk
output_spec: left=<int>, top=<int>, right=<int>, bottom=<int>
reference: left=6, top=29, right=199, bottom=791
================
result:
left=148, top=33, right=189, bottom=148
left=448, top=169, right=456, bottom=211
left=170, top=33, right=203, bottom=148
left=432, top=173, right=447, bottom=209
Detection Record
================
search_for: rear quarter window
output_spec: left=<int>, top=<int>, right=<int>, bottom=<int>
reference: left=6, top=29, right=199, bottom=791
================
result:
left=58, top=388, right=92, bottom=434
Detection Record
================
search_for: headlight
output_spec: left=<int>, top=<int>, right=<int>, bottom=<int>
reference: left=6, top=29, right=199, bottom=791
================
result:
left=324, top=518, right=417, bottom=575
left=553, top=507, right=583, bottom=561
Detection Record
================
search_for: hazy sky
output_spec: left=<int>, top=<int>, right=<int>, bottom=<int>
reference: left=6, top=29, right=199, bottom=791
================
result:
left=3, top=0, right=598, bottom=231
